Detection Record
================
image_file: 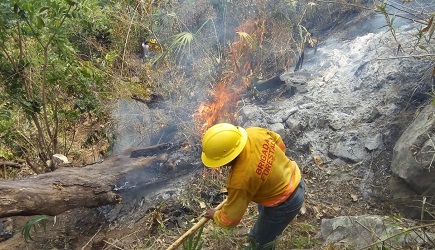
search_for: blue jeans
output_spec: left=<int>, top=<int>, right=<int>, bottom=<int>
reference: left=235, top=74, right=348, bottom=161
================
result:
left=248, top=179, right=305, bottom=250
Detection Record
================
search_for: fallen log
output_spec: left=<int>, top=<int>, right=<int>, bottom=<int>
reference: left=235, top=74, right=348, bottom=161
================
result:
left=0, top=143, right=179, bottom=219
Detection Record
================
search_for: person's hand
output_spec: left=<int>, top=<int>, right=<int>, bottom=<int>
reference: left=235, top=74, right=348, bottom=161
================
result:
left=205, top=208, right=217, bottom=220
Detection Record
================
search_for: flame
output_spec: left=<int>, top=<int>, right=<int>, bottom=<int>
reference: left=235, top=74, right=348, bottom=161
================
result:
left=194, top=80, right=240, bottom=133
left=193, top=19, right=262, bottom=135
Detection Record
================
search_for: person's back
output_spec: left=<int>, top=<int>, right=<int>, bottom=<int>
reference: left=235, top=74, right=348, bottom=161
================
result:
left=228, top=127, right=301, bottom=206
left=202, top=123, right=305, bottom=249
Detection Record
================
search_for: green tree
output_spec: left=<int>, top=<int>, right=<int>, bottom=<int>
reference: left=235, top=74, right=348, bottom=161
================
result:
left=0, top=0, right=109, bottom=173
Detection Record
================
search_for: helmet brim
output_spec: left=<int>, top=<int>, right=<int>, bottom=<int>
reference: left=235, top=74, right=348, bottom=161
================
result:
left=201, top=126, right=248, bottom=168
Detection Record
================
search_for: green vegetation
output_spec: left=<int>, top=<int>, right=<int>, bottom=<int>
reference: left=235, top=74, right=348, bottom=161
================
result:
left=0, top=0, right=433, bottom=249
left=0, top=0, right=355, bottom=173
left=0, top=0, right=432, bottom=171
left=21, top=215, right=48, bottom=243
left=182, top=225, right=204, bottom=250
left=0, top=0, right=114, bottom=172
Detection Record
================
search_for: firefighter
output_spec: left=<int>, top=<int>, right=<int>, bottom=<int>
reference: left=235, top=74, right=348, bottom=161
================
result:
left=201, top=123, right=305, bottom=250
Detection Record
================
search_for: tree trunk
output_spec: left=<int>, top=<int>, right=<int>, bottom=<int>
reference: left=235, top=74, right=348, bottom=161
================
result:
left=0, top=143, right=176, bottom=218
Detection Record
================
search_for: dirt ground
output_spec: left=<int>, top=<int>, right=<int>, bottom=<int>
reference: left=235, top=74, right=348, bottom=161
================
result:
left=0, top=149, right=395, bottom=250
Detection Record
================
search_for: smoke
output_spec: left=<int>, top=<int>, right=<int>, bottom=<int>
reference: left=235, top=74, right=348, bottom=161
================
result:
left=105, top=0, right=435, bottom=223
left=112, top=0, right=435, bottom=151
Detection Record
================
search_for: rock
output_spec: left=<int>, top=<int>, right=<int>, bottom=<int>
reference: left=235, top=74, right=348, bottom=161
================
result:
left=253, top=75, right=285, bottom=91
left=240, top=105, right=267, bottom=122
left=267, top=123, right=285, bottom=135
left=321, top=215, right=434, bottom=248
left=299, top=103, right=315, bottom=109
left=328, top=131, right=368, bottom=162
left=0, top=218, right=13, bottom=242
left=364, top=107, right=382, bottom=123
left=364, top=133, right=383, bottom=151
left=327, top=111, right=352, bottom=131
left=280, top=71, right=312, bottom=84
left=269, top=107, right=299, bottom=123
left=391, top=102, right=435, bottom=194
left=285, top=118, right=306, bottom=134
left=52, top=154, right=70, bottom=165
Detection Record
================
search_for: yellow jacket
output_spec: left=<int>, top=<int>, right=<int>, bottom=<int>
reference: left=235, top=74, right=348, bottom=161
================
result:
left=213, top=127, right=301, bottom=229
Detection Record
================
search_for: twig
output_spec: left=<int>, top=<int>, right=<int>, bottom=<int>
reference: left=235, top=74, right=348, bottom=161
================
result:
left=354, top=220, right=383, bottom=244
left=0, top=161, right=23, bottom=169
left=120, top=2, right=141, bottom=77
left=422, top=196, right=427, bottom=221
left=357, top=222, right=435, bottom=250
left=317, top=0, right=428, bottom=25
left=81, top=226, right=102, bottom=250
left=119, top=228, right=144, bottom=241
left=423, top=228, right=435, bottom=246
left=427, top=133, right=435, bottom=172
left=377, top=54, right=435, bottom=60
left=103, top=240, right=125, bottom=250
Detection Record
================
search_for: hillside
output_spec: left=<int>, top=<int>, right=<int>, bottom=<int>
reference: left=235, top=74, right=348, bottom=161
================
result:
left=0, top=0, right=434, bottom=249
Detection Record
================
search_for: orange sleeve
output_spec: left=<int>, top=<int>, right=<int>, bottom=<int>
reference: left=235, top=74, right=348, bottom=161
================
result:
left=213, top=188, right=252, bottom=229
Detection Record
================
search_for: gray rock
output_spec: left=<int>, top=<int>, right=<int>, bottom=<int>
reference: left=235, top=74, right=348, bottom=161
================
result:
left=280, top=71, right=312, bottom=84
left=329, top=132, right=367, bottom=162
left=364, top=133, right=383, bottom=151
left=391, top=103, right=435, bottom=194
left=299, top=103, right=315, bottom=109
left=240, top=105, right=267, bottom=122
left=285, top=117, right=307, bottom=134
left=321, top=215, right=434, bottom=248
left=0, top=218, right=13, bottom=243
left=267, top=123, right=285, bottom=135
left=327, top=111, right=352, bottom=131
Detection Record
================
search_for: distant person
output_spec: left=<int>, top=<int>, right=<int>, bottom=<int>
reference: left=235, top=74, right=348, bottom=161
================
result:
left=201, top=123, right=305, bottom=250
left=141, top=41, right=149, bottom=60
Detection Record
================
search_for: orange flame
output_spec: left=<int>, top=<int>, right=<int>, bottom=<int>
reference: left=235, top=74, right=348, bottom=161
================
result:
left=194, top=81, right=237, bottom=132
left=194, top=19, right=262, bottom=135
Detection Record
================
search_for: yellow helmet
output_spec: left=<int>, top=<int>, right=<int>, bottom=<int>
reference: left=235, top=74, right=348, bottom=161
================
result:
left=201, top=123, right=248, bottom=168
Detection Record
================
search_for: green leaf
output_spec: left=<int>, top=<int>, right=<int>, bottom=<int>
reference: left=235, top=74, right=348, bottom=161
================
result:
left=71, top=10, right=77, bottom=18
left=36, top=16, right=45, bottom=27
left=192, top=225, right=204, bottom=249
left=374, top=4, right=385, bottom=12
left=22, top=215, right=48, bottom=243
left=418, top=45, right=429, bottom=52
left=39, top=6, right=50, bottom=14
left=390, top=15, right=395, bottom=25
left=182, top=225, right=204, bottom=250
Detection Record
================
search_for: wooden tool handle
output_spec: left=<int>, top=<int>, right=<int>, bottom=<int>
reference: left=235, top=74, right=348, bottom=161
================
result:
left=166, top=199, right=227, bottom=250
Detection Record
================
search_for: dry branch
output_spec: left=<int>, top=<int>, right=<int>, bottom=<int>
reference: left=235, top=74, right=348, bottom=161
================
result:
left=357, top=222, right=435, bottom=250
left=0, top=161, right=23, bottom=169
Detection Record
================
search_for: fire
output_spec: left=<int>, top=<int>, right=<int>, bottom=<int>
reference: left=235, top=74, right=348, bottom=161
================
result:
left=194, top=80, right=240, bottom=133
left=193, top=19, right=263, bottom=135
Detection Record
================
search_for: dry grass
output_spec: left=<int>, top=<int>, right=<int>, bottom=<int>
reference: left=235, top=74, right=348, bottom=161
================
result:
left=99, top=165, right=322, bottom=250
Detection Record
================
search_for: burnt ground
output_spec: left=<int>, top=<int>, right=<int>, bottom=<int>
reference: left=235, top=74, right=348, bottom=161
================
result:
left=2, top=2, right=434, bottom=249
left=0, top=149, right=396, bottom=250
